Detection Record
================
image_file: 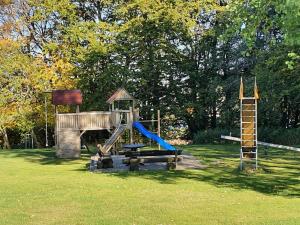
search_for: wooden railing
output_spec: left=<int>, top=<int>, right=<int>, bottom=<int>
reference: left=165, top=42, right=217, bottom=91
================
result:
left=57, top=108, right=140, bottom=130
left=111, top=110, right=131, bottom=127
left=57, top=112, right=112, bottom=130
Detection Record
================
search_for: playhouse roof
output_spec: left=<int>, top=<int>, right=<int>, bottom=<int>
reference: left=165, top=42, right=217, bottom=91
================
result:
left=106, top=88, right=135, bottom=104
left=52, top=90, right=82, bottom=105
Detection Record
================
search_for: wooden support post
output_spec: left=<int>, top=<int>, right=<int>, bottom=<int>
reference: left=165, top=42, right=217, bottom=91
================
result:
left=158, top=109, right=161, bottom=150
left=76, top=105, right=80, bottom=130
left=129, top=107, right=133, bottom=144
left=255, top=98, right=258, bottom=169
left=240, top=98, right=243, bottom=170
left=54, top=105, right=58, bottom=149
left=129, top=158, right=140, bottom=171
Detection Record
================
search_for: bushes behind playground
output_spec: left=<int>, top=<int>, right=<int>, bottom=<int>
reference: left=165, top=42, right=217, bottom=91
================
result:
left=193, top=127, right=300, bottom=146
left=258, top=127, right=300, bottom=146
left=193, top=128, right=239, bottom=144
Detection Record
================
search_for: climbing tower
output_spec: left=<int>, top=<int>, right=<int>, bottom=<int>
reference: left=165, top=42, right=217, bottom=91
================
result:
left=239, top=78, right=259, bottom=169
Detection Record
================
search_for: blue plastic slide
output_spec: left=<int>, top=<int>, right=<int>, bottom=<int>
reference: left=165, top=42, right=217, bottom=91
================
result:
left=133, top=121, right=176, bottom=151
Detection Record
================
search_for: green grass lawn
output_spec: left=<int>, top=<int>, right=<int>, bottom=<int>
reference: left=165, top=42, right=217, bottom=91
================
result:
left=0, top=144, right=299, bottom=225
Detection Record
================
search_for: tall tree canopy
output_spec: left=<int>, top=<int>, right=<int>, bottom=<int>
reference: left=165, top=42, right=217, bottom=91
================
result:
left=0, top=0, right=299, bottom=148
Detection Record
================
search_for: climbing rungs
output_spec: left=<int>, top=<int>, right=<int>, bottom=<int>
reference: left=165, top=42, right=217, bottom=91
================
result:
left=241, top=157, right=257, bottom=160
left=241, top=141, right=256, bottom=145
left=242, top=105, right=255, bottom=110
left=242, top=139, right=256, bottom=142
left=242, top=111, right=255, bottom=116
left=242, top=98, right=255, bottom=103
left=242, top=118, right=255, bottom=123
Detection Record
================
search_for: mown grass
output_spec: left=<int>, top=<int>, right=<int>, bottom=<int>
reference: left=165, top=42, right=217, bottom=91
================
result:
left=0, top=144, right=299, bottom=225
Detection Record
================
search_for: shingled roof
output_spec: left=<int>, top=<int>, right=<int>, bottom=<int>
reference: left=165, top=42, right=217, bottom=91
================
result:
left=106, top=88, right=135, bottom=104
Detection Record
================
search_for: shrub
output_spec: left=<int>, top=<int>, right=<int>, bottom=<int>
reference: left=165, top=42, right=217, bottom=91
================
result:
left=193, top=128, right=239, bottom=144
left=258, top=127, right=300, bottom=146
left=193, top=127, right=300, bottom=146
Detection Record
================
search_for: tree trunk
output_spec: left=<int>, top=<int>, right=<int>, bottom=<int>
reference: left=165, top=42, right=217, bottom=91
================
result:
left=280, top=96, right=289, bottom=128
left=2, top=128, right=11, bottom=149
left=210, top=102, right=217, bottom=129
left=32, top=130, right=42, bottom=148
left=292, top=108, right=299, bottom=128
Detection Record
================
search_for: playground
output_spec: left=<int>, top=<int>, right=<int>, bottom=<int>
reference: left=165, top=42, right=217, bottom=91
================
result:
left=0, top=144, right=300, bottom=225
left=0, top=82, right=299, bottom=225
left=1, top=1, right=300, bottom=224
left=0, top=80, right=299, bottom=225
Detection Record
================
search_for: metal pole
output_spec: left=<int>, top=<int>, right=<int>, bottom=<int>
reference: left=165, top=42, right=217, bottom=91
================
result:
left=25, top=134, right=27, bottom=149
left=221, top=135, right=300, bottom=152
left=31, top=131, right=34, bottom=149
left=45, top=95, right=49, bottom=147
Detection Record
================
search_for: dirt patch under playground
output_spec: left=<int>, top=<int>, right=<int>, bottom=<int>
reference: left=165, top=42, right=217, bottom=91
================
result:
left=93, top=151, right=206, bottom=172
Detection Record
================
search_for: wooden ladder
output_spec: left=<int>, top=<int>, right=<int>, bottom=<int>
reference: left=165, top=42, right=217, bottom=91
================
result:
left=100, top=124, right=127, bottom=154
left=240, top=97, right=258, bottom=168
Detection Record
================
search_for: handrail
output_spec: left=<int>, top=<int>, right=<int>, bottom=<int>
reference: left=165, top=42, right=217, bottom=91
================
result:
left=221, top=135, right=300, bottom=152
left=57, top=109, right=140, bottom=130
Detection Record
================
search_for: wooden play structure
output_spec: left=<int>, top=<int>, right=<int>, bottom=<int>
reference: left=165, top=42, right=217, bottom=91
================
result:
left=221, top=78, right=300, bottom=169
left=52, top=88, right=179, bottom=171
left=53, top=88, right=139, bottom=158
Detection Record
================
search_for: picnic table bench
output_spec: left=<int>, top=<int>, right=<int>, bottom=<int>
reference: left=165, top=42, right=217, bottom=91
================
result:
left=121, top=149, right=182, bottom=171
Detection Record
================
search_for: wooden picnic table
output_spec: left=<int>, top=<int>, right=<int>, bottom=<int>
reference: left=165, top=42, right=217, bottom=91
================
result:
left=123, top=144, right=146, bottom=151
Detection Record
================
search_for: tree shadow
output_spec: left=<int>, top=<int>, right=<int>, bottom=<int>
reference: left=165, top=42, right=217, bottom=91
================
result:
left=106, top=145, right=300, bottom=197
left=0, top=148, right=92, bottom=165
left=1, top=145, right=299, bottom=197
left=106, top=164, right=300, bottom=197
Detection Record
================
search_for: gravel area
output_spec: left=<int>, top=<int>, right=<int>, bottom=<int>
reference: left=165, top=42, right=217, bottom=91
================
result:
left=94, top=151, right=206, bottom=172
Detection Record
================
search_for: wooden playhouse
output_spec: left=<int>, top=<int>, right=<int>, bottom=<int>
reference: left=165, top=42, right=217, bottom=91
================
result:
left=52, top=88, right=139, bottom=158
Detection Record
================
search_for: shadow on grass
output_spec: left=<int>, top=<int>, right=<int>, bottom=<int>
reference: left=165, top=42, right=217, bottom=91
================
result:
left=1, top=145, right=299, bottom=197
left=0, top=148, right=92, bottom=165
left=108, top=165, right=300, bottom=197
left=107, top=145, right=300, bottom=197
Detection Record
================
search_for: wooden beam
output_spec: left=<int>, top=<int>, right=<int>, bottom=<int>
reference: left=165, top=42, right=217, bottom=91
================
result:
left=80, top=130, right=87, bottom=137
left=123, top=150, right=182, bottom=157
left=158, top=109, right=161, bottom=150
left=122, top=156, right=182, bottom=164
left=221, top=135, right=300, bottom=152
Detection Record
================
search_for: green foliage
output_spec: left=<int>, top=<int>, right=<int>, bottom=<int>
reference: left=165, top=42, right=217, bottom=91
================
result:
left=193, top=127, right=300, bottom=145
left=255, top=45, right=300, bottom=128
left=193, top=128, right=240, bottom=144
left=258, top=127, right=300, bottom=145
left=0, top=0, right=299, bottom=147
